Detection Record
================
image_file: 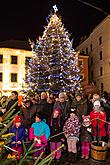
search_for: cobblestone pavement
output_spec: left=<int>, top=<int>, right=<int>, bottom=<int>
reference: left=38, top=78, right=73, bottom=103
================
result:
left=50, top=152, right=110, bottom=165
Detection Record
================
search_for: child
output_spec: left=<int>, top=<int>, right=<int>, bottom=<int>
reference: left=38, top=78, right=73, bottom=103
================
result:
left=108, top=119, right=110, bottom=147
left=90, top=100, right=106, bottom=141
left=63, top=108, right=81, bottom=163
left=80, top=115, right=92, bottom=159
left=29, top=112, right=50, bottom=159
left=49, top=108, right=64, bottom=161
left=9, top=115, right=26, bottom=160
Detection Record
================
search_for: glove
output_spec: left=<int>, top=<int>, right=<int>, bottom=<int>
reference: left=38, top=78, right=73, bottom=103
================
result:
left=87, top=128, right=91, bottom=132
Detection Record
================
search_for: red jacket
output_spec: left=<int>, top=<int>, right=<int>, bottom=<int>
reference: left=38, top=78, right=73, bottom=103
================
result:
left=90, top=109, right=106, bottom=137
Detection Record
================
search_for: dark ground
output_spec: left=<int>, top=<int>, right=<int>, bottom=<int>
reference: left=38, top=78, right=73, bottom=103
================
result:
left=50, top=152, right=110, bottom=165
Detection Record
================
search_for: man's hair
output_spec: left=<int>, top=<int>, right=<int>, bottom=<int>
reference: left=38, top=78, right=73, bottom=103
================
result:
left=11, top=91, right=18, bottom=97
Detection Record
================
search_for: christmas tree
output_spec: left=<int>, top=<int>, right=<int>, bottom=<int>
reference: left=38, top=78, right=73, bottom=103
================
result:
left=26, top=5, right=81, bottom=94
left=25, top=39, right=49, bottom=93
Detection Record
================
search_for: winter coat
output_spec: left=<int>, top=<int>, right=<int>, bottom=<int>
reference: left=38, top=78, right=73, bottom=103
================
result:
left=80, top=125, right=92, bottom=142
left=29, top=120, right=50, bottom=146
left=36, top=99, right=52, bottom=121
left=6, top=99, right=19, bottom=114
left=9, top=125, right=26, bottom=147
left=108, top=123, right=110, bottom=138
left=63, top=115, right=81, bottom=139
left=49, top=117, right=64, bottom=142
left=53, top=101, right=70, bottom=121
left=20, top=104, right=37, bottom=129
left=90, top=108, right=106, bottom=137
left=71, top=99, right=87, bottom=122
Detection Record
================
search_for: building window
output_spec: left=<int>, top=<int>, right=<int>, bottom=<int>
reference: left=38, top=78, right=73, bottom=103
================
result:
left=100, top=51, right=102, bottom=60
left=25, top=57, right=31, bottom=65
left=0, top=55, right=3, bottom=63
left=11, top=73, right=17, bottom=82
left=99, top=36, right=102, bottom=45
left=78, top=60, right=83, bottom=67
left=90, top=44, right=92, bottom=51
left=11, top=56, right=17, bottom=64
left=94, top=81, right=96, bottom=85
left=101, top=83, right=104, bottom=93
left=100, top=67, right=103, bottom=76
left=91, top=71, right=93, bottom=81
left=86, top=47, right=88, bottom=54
left=91, top=57, right=93, bottom=65
left=0, top=73, right=3, bottom=82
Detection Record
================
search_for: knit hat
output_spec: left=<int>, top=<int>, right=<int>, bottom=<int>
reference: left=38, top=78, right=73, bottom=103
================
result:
left=93, top=100, right=101, bottom=107
left=14, top=115, right=22, bottom=124
left=75, top=92, right=82, bottom=97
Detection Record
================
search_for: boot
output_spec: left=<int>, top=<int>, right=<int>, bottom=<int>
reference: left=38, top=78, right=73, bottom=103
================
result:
left=74, top=153, right=77, bottom=161
left=68, top=152, right=72, bottom=162
left=71, top=153, right=77, bottom=163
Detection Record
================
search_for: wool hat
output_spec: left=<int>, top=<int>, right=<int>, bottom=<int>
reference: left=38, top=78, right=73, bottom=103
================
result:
left=93, top=100, right=101, bottom=107
left=75, top=92, right=82, bottom=97
left=14, top=115, right=22, bottom=124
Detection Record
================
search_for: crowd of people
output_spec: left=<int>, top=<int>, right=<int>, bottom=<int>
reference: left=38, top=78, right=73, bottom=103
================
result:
left=0, top=90, right=110, bottom=163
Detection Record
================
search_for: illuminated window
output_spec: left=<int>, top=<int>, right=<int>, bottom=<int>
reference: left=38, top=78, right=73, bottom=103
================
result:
left=11, top=73, right=17, bottom=82
left=0, top=55, right=3, bottom=63
left=0, top=73, right=3, bottom=82
left=11, top=56, right=17, bottom=64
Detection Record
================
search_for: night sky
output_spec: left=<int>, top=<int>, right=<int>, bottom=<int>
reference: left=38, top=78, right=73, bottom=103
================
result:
left=0, top=0, right=110, bottom=47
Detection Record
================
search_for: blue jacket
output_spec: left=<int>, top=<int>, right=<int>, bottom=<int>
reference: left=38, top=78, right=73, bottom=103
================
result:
left=31, top=121, right=50, bottom=140
left=9, top=125, right=26, bottom=147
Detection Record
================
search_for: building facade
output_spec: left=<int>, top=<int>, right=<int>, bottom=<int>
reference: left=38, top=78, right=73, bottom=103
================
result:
left=76, top=15, right=110, bottom=93
left=0, top=40, right=32, bottom=96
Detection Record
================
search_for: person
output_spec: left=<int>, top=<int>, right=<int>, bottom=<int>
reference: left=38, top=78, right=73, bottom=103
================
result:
left=9, top=115, right=26, bottom=160
left=107, top=118, right=110, bottom=147
left=90, top=100, right=106, bottom=141
left=36, top=92, right=50, bottom=121
left=71, top=92, right=87, bottom=123
left=87, top=93, right=100, bottom=115
left=53, top=92, right=70, bottom=122
left=49, top=108, right=64, bottom=162
left=0, top=96, right=8, bottom=116
left=20, top=99, right=37, bottom=140
left=80, top=115, right=92, bottom=159
left=6, top=91, right=19, bottom=115
left=29, top=112, right=50, bottom=159
left=63, top=108, right=81, bottom=163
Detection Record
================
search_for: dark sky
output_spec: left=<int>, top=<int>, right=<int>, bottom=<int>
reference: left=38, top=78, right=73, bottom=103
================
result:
left=0, top=0, right=110, bottom=47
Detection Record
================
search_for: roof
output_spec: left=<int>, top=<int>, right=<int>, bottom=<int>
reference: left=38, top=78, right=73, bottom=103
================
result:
left=0, top=40, right=31, bottom=50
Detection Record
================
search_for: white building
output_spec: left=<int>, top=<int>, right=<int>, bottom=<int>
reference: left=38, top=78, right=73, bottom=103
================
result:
left=0, top=40, right=32, bottom=96
left=76, top=15, right=110, bottom=93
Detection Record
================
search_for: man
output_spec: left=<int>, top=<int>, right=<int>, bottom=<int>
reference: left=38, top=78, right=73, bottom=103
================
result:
left=5, top=91, right=19, bottom=115
left=71, top=92, right=87, bottom=123
left=53, top=92, right=70, bottom=122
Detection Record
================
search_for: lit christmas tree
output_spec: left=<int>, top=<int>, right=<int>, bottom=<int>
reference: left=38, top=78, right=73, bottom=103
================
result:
left=25, top=39, right=49, bottom=92
left=26, top=5, right=81, bottom=94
